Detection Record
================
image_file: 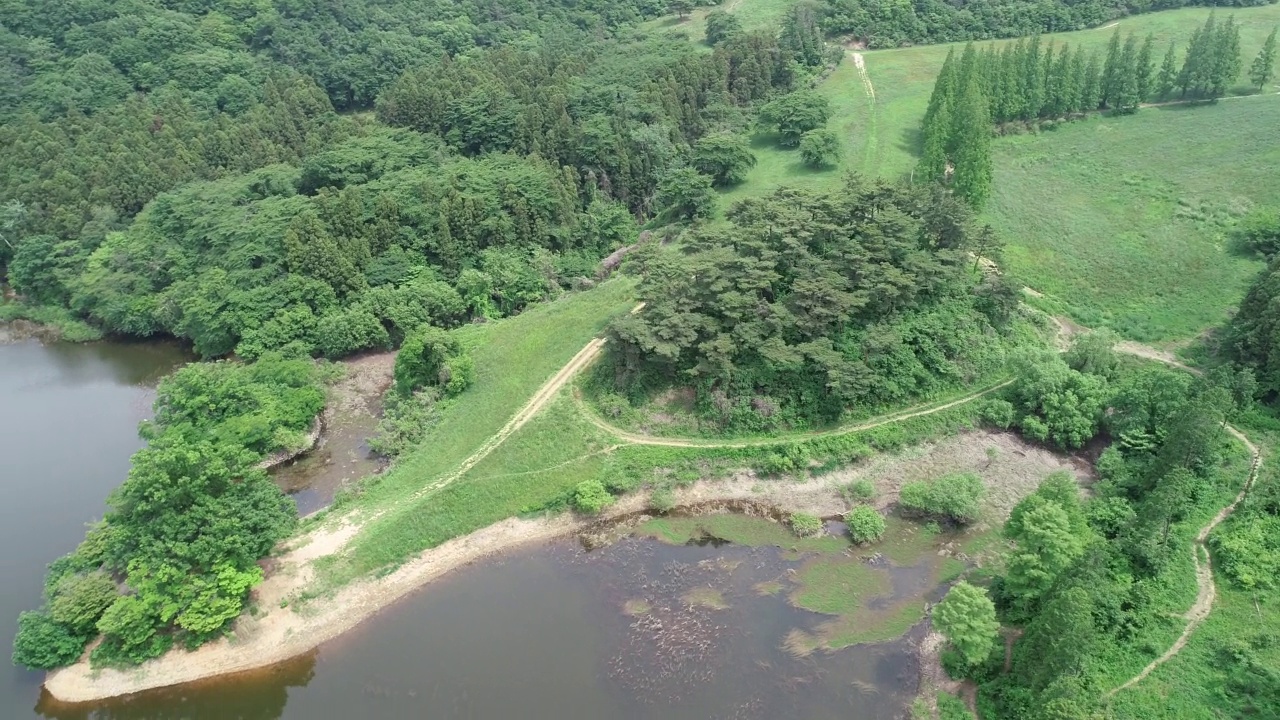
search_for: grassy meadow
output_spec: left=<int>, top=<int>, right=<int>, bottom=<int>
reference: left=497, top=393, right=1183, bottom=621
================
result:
left=635, top=0, right=796, bottom=48
left=719, top=2, right=1280, bottom=342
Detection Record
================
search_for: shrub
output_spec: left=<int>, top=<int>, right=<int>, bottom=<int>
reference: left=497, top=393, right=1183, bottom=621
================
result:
left=394, top=324, right=470, bottom=395
left=573, top=479, right=613, bottom=515
left=314, top=308, right=390, bottom=359
left=798, top=128, right=841, bottom=168
left=899, top=473, right=984, bottom=524
left=369, top=389, right=441, bottom=457
left=12, top=611, right=87, bottom=670
left=846, top=505, right=886, bottom=543
left=843, top=478, right=876, bottom=502
left=981, top=399, right=1015, bottom=429
left=649, top=487, right=676, bottom=513
left=789, top=512, right=823, bottom=537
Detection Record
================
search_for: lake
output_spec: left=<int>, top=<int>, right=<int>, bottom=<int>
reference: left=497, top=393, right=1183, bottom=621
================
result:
left=2, top=339, right=921, bottom=720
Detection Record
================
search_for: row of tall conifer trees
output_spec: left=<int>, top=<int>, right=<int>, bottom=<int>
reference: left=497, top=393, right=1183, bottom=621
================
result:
left=918, top=14, right=1269, bottom=209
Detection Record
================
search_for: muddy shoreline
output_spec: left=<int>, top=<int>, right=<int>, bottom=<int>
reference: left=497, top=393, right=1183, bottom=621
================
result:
left=44, top=427, right=1087, bottom=704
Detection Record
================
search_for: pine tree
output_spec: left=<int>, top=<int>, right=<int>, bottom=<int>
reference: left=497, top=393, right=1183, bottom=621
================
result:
left=1066, top=45, right=1086, bottom=113
left=951, top=76, right=993, bottom=210
left=1210, top=15, right=1242, bottom=98
left=1101, top=28, right=1123, bottom=107
left=1081, top=52, right=1103, bottom=110
left=1024, top=36, right=1045, bottom=120
left=1136, top=34, right=1156, bottom=101
left=1156, top=42, right=1178, bottom=99
left=1112, top=34, right=1141, bottom=113
left=918, top=94, right=952, bottom=183
left=1178, top=24, right=1205, bottom=97
left=1251, top=27, right=1278, bottom=90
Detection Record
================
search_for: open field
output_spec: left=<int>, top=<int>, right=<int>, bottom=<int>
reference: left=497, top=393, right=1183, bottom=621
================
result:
left=636, top=0, right=795, bottom=48
left=722, top=3, right=1280, bottom=342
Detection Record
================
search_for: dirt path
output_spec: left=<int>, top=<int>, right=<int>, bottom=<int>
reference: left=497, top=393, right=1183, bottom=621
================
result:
left=575, top=379, right=1014, bottom=449
left=850, top=51, right=875, bottom=102
left=1105, top=423, right=1261, bottom=698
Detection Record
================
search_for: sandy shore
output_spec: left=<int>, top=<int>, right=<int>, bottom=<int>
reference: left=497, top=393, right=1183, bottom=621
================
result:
left=43, top=473, right=848, bottom=703
left=44, top=429, right=1083, bottom=704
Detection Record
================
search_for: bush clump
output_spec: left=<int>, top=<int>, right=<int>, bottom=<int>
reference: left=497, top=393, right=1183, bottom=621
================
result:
left=573, top=479, right=613, bottom=515
left=12, top=611, right=88, bottom=670
left=649, top=487, right=676, bottom=513
left=789, top=512, right=823, bottom=537
left=846, top=505, right=886, bottom=543
left=843, top=478, right=876, bottom=502
left=899, top=473, right=985, bottom=524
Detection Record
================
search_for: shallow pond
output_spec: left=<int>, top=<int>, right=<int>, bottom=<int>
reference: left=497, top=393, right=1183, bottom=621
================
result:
left=4, top=339, right=931, bottom=719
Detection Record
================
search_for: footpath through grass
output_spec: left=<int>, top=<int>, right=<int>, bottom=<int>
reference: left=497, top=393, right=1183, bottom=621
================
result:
left=317, top=280, right=636, bottom=584
left=726, top=4, right=1280, bottom=343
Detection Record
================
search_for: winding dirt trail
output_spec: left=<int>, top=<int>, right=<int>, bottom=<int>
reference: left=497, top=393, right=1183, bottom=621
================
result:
left=1101, top=341, right=1263, bottom=698
left=575, top=379, right=1014, bottom=449
left=850, top=51, right=875, bottom=102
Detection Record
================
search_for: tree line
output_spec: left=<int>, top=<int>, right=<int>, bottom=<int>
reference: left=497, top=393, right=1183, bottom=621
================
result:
left=818, top=0, right=1275, bottom=50
left=917, top=16, right=1269, bottom=208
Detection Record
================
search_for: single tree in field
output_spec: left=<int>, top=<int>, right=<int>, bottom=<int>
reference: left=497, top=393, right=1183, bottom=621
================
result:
left=933, top=581, right=1000, bottom=666
left=758, top=90, right=831, bottom=146
left=1251, top=27, right=1278, bottom=90
left=669, top=0, right=693, bottom=20
left=798, top=128, right=841, bottom=168
left=1156, top=42, right=1178, bottom=99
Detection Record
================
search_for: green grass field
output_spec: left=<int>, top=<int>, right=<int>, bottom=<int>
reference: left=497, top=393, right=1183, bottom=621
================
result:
left=636, top=0, right=795, bottom=48
left=721, top=2, right=1280, bottom=342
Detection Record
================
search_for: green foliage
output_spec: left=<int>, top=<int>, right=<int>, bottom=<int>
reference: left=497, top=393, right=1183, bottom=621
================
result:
left=394, top=325, right=471, bottom=396
left=1011, top=353, right=1109, bottom=449
left=369, top=389, right=442, bottom=458
left=314, top=308, right=391, bottom=359
left=1212, top=512, right=1280, bottom=591
left=1232, top=206, right=1280, bottom=257
left=981, top=398, right=1016, bottom=429
left=843, top=478, right=877, bottom=502
left=705, top=10, right=743, bottom=46
left=657, top=167, right=717, bottom=220
left=48, top=572, right=118, bottom=636
left=1250, top=27, right=1278, bottom=89
left=608, top=178, right=1012, bottom=430
left=790, top=512, right=824, bottom=537
left=649, top=488, right=677, bottom=512
left=846, top=505, right=886, bottom=543
left=798, top=128, right=842, bottom=168
left=934, top=581, right=1000, bottom=666
left=692, top=133, right=758, bottom=186
left=572, top=479, right=613, bottom=515
left=758, top=90, right=831, bottom=146
left=899, top=473, right=985, bottom=524
left=12, top=611, right=87, bottom=670
left=1003, top=501, right=1086, bottom=612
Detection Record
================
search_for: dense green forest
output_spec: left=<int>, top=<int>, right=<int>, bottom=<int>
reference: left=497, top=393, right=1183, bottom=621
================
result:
left=13, top=356, right=325, bottom=669
left=603, top=176, right=1021, bottom=431
left=0, top=0, right=829, bottom=355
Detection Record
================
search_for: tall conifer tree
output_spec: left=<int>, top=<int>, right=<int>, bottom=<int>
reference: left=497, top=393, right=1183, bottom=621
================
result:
left=952, top=76, right=993, bottom=210
left=1156, top=42, right=1178, bottom=99
left=1136, top=34, right=1156, bottom=101
left=1251, top=27, right=1278, bottom=90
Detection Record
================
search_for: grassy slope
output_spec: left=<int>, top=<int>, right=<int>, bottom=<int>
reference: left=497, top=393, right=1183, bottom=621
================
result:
left=726, top=3, right=1280, bottom=342
left=319, top=279, right=636, bottom=582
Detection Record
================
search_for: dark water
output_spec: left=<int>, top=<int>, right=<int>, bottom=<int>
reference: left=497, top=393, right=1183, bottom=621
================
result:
left=0, top=339, right=188, bottom=720
left=3, top=339, right=921, bottom=720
